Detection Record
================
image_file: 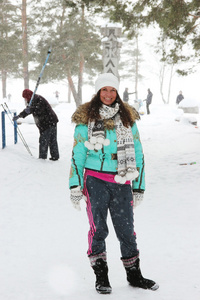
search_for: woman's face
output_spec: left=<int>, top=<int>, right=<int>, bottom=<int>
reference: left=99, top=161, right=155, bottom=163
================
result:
left=100, top=86, right=117, bottom=106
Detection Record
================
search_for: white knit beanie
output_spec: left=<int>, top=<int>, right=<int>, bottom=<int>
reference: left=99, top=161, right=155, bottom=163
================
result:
left=95, top=73, right=119, bottom=93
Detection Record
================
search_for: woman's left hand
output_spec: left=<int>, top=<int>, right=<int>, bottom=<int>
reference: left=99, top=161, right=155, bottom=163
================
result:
left=133, top=191, right=144, bottom=208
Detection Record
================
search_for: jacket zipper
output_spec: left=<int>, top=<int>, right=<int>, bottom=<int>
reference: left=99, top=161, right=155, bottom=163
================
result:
left=138, top=157, right=145, bottom=189
left=100, top=148, right=105, bottom=171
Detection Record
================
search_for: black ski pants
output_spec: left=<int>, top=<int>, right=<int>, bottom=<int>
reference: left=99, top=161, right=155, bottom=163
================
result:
left=85, top=175, right=139, bottom=259
left=39, top=126, right=59, bottom=159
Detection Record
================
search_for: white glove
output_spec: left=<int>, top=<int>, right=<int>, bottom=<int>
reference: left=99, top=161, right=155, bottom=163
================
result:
left=70, top=186, right=83, bottom=211
left=133, top=191, right=144, bottom=208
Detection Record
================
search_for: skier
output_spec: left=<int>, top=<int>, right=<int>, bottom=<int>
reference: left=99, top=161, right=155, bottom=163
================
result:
left=7, top=93, right=12, bottom=101
left=69, top=73, right=159, bottom=294
left=54, top=90, right=59, bottom=100
left=13, top=89, right=59, bottom=161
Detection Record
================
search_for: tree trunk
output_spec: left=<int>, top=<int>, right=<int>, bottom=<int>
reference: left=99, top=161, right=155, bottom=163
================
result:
left=68, top=83, right=71, bottom=103
left=67, top=5, right=85, bottom=107
left=159, top=63, right=167, bottom=104
left=134, top=35, right=139, bottom=100
left=67, top=70, right=79, bottom=106
left=78, top=52, right=84, bottom=105
left=1, top=1, right=7, bottom=98
left=1, top=70, right=7, bottom=99
left=167, top=64, right=174, bottom=104
left=22, top=0, right=29, bottom=89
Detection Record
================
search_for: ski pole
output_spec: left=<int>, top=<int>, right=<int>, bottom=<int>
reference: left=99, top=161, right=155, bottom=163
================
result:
left=2, top=103, right=33, bottom=156
left=29, top=47, right=52, bottom=106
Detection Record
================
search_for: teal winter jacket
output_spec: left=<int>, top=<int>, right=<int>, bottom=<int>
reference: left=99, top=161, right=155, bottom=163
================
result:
left=69, top=102, right=145, bottom=191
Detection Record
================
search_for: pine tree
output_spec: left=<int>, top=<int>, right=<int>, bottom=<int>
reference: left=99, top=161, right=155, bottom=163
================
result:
left=107, top=0, right=200, bottom=73
left=31, top=0, right=102, bottom=107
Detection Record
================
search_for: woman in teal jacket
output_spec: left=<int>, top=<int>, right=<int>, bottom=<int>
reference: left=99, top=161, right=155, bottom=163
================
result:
left=69, top=73, right=158, bottom=294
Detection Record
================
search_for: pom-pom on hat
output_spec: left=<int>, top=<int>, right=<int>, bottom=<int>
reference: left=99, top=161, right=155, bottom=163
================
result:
left=95, top=73, right=119, bottom=93
left=22, top=89, right=33, bottom=101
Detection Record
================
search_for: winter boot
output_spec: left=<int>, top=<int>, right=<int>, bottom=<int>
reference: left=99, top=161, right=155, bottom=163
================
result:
left=92, top=258, right=112, bottom=294
left=122, top=257, right=159, bottom=291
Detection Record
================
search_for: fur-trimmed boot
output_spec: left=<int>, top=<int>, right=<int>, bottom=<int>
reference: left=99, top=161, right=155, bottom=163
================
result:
left=92, top=258, right=112, bottom=294
left=122, top=257, right=159, bottom=291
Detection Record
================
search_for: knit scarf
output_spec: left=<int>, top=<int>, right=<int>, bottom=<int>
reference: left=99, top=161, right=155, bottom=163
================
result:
left=84, top=103, right=139, bottom=184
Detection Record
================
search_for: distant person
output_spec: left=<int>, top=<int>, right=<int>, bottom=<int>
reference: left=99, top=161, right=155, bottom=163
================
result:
left=13, top=89, right=59, bottom=161
left=54, top=90, right=60, bottom=100
left=7, top=93, right=12, bottom=101
left=145, top=88, right=153, bottom=115
left=123, top=88, right=135, bottom=102
left=137, top=99, right=143, bottom=109
left=133, top=99, right=143, bottom=112
left=176, top=91, right=184, bottom=105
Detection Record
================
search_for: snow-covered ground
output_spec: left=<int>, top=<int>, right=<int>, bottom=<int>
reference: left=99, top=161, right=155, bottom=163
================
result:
left=1, top=92, right=200, bottom=300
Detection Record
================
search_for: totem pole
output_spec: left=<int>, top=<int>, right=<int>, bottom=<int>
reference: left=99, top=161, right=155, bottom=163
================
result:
left=100, top=24, right=122, bottom=78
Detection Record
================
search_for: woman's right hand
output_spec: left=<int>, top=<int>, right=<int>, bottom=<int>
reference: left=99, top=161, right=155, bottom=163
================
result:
left=70, top=186, right=83, bottom=211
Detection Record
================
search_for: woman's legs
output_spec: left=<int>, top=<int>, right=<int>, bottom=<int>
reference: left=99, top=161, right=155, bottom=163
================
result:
left=84, top=176, right=138, bottom=258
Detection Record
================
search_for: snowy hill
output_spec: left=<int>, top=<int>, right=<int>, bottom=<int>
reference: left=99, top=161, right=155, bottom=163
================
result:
left=0, top=99, right=200, bottom=300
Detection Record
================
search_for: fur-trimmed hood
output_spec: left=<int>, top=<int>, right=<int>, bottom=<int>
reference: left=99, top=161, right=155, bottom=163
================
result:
left=71, top=102, right=140, bottom=130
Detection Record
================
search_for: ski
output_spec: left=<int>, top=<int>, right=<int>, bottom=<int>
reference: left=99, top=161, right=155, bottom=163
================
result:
left=179, top=162, right=196, bottom=165
left=28, top=47, right=51, bottom=106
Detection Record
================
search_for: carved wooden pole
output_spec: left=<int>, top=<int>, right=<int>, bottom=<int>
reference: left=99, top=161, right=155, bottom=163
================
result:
left=100, top=25, right=122, bottom=78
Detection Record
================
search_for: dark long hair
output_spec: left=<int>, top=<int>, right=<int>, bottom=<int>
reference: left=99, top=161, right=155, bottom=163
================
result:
left=87, top=91, right=135, bottom=128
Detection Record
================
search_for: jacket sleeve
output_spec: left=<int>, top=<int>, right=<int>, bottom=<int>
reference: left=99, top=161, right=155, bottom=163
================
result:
left=18, top=97, right=39, bottom=118
left=69, top=124, right=88, bottom=189
left=131, top=122, right=145, bottom=191
left=18, top=107, right=31, bottom=118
